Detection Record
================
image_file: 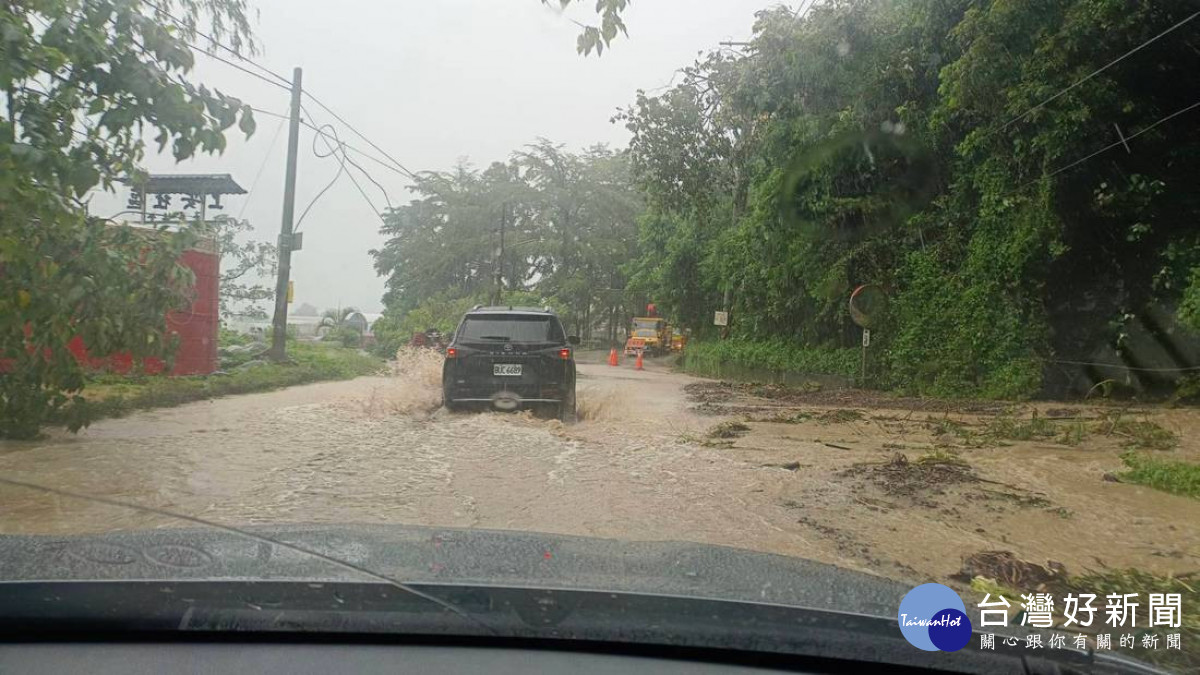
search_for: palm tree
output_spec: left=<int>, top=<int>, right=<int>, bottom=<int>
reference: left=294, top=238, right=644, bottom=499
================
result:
left=317, top=306, right=361, bottom=334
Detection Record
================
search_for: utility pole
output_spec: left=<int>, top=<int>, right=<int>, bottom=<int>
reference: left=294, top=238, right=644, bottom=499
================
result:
left=492, top=202, right=506, bottom=306
left=269, top=67, right=303, bottom=362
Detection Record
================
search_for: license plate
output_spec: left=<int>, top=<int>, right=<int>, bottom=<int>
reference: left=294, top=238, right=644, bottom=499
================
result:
left=493, top=364, right=522, bottom=376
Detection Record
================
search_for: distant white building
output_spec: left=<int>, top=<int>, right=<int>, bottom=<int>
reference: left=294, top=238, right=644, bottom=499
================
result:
left=225, top=313, right=324, bottom=338
left=362, top=313, right=383, bottom=336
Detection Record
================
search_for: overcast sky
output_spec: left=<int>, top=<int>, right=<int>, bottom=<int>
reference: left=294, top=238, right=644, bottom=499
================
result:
left=89, top=0, right=775, bottom=313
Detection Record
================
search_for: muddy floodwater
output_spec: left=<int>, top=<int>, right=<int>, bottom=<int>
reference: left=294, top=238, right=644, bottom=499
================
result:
left=1, top=349, right=1198, bottom=587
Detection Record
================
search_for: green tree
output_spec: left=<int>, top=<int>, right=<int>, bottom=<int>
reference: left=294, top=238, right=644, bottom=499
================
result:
left=618, top=0, right=1200, bottom=397
left=372, top=142, right=639, bottom=343
left=317, top=306, right=362, bottom=333
left=1, top=0, right=258, bottom=438
left=544, top=0, right=629, bottom=56
left=515, top=140, right=640, bottom=337
left=372, top=162, right=518, bottom=316
left=212, top=215, right=276, bottom=319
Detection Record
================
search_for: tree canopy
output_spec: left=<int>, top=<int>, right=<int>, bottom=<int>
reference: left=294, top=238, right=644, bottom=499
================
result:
left=613, top=0, right=1200, bottom=397
left=372, top=141, right=641, bottom=348
left=1, top=0, right=258, bottom=437
left=376, top=1, right=1200, bottom=398
left=547, top=0, right=629, bottom=56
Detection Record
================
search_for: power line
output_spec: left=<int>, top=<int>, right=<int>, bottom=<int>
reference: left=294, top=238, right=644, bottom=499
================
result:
left=190, top=44, right=292, bottom=93
left=302, top=105, right=395, bottom=211
left=294, top=123, right=348, bottom=232
left=122, top=4, right=417, bottom=217
left=302, top=91, right=419, bottom=180
left=343, top=164, right=385, bottom=223
left=246, top=105, right=288, bottom=121
left=341, top=151, right=395, bottom=211
left=141, top=0, right=292, bottom=86
left=296, top=116, right=389, bottom=230
left=53, top=5, right=288, bottom=104
left=345, top=158, right=394, bottom=210
left=237, top=116, right=286, bottom=219
left=247, top=106, right=412, bottom=180
left=60, top=2, right=290, bottom=93
left=1000, top=9, right=1200, bottom=131
left=301, top=120, right=408, bottom=178
left=128, top=2, right=296, bottom=98
left=134, top=3, right=419, bottom=186
left=1026, top=97, right=1200, bottom=186
left=1045, top=358, right=1200, bottom=373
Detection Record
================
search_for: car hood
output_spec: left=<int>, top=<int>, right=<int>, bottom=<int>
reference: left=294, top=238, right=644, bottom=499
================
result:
left=0, top=525, right=1166, bottom=674
left=0, top=523, right=905, bottom=614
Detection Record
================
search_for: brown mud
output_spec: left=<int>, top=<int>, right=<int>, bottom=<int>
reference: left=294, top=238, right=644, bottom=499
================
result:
left=0, top=350, right=1196, bottom=593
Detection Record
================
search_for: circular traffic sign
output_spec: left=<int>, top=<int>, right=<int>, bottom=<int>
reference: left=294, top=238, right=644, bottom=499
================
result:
left=849, top=284, right=887, bottom=329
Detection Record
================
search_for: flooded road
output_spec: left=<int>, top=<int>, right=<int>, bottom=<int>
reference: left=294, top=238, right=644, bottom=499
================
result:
left=2, top=349, right=1198, bottom=587
left=0, top=351, right=840, bottom=569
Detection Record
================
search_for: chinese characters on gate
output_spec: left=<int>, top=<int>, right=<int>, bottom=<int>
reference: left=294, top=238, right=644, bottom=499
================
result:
left=127, top=188, right=225, bottom=223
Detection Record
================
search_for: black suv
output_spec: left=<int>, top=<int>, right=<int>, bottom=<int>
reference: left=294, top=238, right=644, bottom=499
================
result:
left=442, top=306, right=579, bottom=421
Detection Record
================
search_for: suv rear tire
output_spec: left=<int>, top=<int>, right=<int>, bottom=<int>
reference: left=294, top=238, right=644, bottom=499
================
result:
left=558, top=388, right=577, bottom=424
left=442, top=381, right=460, bottom=412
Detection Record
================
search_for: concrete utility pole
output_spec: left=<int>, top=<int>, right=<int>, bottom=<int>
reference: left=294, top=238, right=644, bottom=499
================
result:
left=269, top=67, right=303, bottom=362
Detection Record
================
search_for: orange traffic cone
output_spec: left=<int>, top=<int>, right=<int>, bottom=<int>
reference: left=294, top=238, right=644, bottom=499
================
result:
left=608, top=347, right=619, bottom=366
left=635, top=349, right=644, bottom=371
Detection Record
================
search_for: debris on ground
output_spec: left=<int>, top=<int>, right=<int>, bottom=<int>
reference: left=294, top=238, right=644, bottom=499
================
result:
left=817, top=409, right=865, bottom=424
left=684, top=381, right=738, bottom=404
left=684, top=380, right=1010, bottom=414
left=952, top=550, right=1068, bottom=591
left=692, top=401, right=777, bottom=416
left=840, top=452, right=976, bottom=498
left=762, top=461, right=803, bottom=471
left=707, top=421, right=750, bottom=438
left=1097, top=413, right=1179, bottom=450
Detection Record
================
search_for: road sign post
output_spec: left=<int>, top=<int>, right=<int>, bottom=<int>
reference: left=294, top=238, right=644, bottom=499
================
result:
left=849, top=285, right=887, bottom=388
left=861, top=328, right=871, bottom=386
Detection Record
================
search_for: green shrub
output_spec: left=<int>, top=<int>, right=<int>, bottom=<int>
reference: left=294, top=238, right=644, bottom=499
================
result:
left=58, top=343, right=381, bottom=428
left=1119, top=453, right=1200, bottom=499
left=369, top=313, right=405, bottom=358
left=886, top=250, right=1043, bottom=399
left=326, top=325, right=363, bottom=349
left=265, top=324, right=297, bottom=343
left=218, top=327, right=254, bottom=348
left=1066, top=568, right=1199, bottom=671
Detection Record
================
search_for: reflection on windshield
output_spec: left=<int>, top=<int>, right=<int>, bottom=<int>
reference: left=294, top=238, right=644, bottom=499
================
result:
left=459, top=317, right=561, bottom=343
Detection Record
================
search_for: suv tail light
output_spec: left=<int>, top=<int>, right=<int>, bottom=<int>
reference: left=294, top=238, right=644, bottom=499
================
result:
left=446, top=347, right=458, bottom=358
left=559, top=348, right=571, bottom=360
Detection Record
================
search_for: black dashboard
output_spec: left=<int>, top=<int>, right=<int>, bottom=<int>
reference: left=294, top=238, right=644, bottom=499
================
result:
left=0, top=643, right=792, bottom=675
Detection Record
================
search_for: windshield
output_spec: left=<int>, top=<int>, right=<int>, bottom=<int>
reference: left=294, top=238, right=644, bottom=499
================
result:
left=1, top=0, right=1197, bottom=671
left=632, top=319, right=661, bottom=337
left=458, top=315, right=563, bottom=343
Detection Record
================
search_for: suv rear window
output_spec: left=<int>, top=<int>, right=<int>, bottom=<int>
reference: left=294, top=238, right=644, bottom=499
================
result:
left=459, top=315, right=564, bottom=343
